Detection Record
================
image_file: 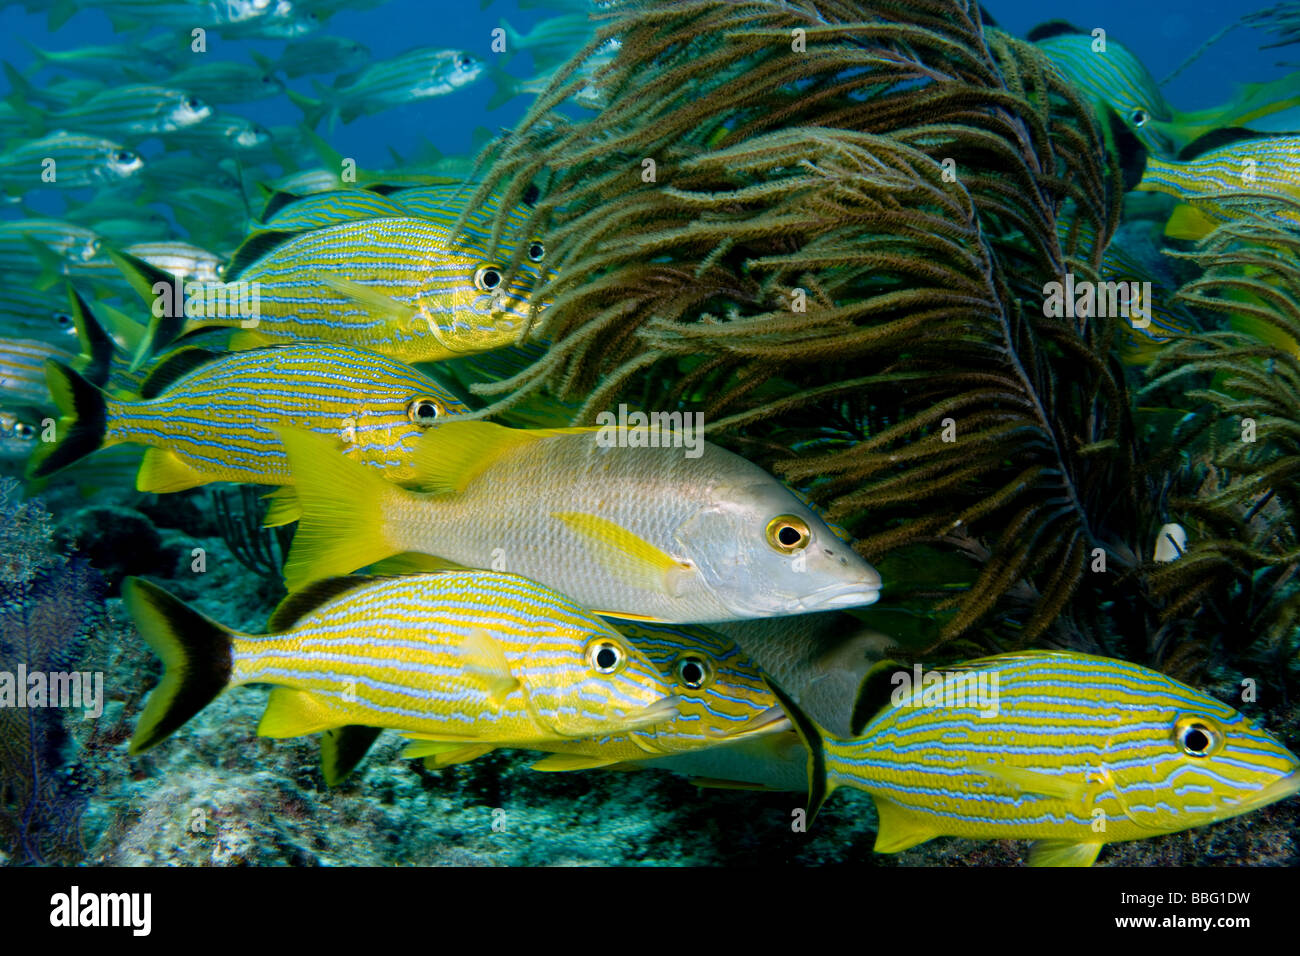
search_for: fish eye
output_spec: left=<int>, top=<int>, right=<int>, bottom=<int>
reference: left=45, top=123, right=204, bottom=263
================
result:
left=113, top=149, right=133, bottom=163
left=475, top=266, right=502, bottom=292
left=184, top=96, right=202, bottom=110
left=527, top=241, right=545, bottom=263
left=1130, top=109, right=1148, bottom=127
left=1174, top=715, right=1223, bottom=758
left=54, top=311, right=73, bottom=328
left=13, top=421, right=36, bottom=440
left=675, top=655, right=711, bottom=690
left=585, top=638, right=625, bottom=675
left=406, top=396, right=444, bottom=426
left=456, top=53, right=474, bottom=70
left=765, top=514, right=811, bottom=553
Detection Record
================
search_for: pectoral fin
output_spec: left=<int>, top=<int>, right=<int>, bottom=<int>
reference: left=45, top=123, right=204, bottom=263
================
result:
left=975, top=763, right=1085, bottom=802
left=313, top=271, right=417, bottom=324
left=551, top=510, right=692, bottom=595
left=1164, top=203, right=1218, bottom=240
left=461, top=628, right=520, bottom=709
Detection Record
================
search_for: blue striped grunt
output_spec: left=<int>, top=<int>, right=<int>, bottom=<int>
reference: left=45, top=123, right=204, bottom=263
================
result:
left=26, top=343, right=468, bottom=492
left=138, top=215, right=550, bottom=364
left=1136, top=130, right=1300, bottom=239
left=276, top=421, right=883, bottom=622
left=775, top=650, right=1300, bottom=866
left=123, top=572, right=680, bottom=755
left=403, top=619, right=789, bottom=775
left=1030, top=21, right=1176, bottom=155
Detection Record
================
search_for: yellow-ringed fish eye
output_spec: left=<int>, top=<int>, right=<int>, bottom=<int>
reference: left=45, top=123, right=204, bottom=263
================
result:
left=474, top=265, right=503, bottom=293
left=526, top=240, right=545, bottom=263
left=406, top=396, right=445, bottom=427
left=765, top=514, right=811, bottom=554
left=675, top=655, right=712, bottom=690
left=586, top=637, right=626, bottom=674
left=1174, top=714, right=1225, bottom=758
left=10, top=419, right=37, bottom=441
left=1130, top=108, right=1148, bottom=128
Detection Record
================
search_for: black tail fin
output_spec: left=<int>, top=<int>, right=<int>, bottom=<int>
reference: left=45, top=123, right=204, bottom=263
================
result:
left=26, top=360, right=108, bottom=479
left=320, top=725, right=383, bottom=786
left=122, top=577, right=234, bottom=755
left=764, top=678, right=829, bottom=824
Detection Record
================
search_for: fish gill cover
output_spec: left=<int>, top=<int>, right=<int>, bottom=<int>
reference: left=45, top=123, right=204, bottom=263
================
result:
left=0, top=0, right=1297, bottom=870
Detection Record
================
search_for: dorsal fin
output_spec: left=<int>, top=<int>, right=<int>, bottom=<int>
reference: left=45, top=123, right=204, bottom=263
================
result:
left=1027, top=19, right=1086, bottom=42
left=268, top=575, right=382, bottom=632
left=850, top=659, right=906, bottom=736
left=138, top=347, right=226, bottom=399
left=411, top=421, right=579, bottom=494
left=226, top=230, right=303, bottom=281
left=259, top=189, right=301, bottom=221
left=1177, top=126, right=1267, bottom=161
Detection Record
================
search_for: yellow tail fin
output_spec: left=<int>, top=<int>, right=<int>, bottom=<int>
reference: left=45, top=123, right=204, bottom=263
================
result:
left=275, top=427, right=402, bottom=591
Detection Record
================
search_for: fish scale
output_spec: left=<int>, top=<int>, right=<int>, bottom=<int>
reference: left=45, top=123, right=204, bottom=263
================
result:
left=792, top=651, right=1300, bottom=864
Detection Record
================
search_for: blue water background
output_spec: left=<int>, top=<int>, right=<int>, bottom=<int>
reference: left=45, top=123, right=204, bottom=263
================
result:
left=0, top=0, right=1293, bottom=179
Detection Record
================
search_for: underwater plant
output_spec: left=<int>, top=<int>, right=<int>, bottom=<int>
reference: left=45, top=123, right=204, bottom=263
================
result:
left=465, top=0, right=1145, bottom=651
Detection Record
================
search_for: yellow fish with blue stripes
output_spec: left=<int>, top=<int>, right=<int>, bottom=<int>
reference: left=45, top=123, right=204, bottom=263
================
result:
left=136, top=201, right=551, bottom=365
left=775, top=650, right=1300, bottom=866
left=27, top=342, right=467, bottom=492
left=404, top=619, right=789, bottom=774
left=1135, top=129, right=1300, bottom=239
left=124, top=572, right=680, bottom=756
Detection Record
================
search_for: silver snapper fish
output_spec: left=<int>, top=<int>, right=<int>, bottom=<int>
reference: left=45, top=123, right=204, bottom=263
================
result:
left=278, top=421, right=884, bottom=623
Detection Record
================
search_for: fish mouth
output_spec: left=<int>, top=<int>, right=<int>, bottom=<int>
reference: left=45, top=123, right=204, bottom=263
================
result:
left=816, top=587, right=881, bottom=609
left=714, top=705, right=792, bottom=739
left=621, top=695, right=681, bottom=728
left=1231, top=769, right=1300, bottom=814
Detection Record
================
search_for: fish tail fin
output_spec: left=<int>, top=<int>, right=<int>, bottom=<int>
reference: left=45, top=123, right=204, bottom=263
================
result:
left=289, top=87, right=330, bottom=131
left=276, top=427, right=403, bottom=591
left=498, top=17, right=523, bottom=50
left=486, top=66, right=518, bottom=111
left=26, top=360, right=110, bottom=479
left=763, top=678, right=831, bottom=824
left=123, top=577, right=234, bottom=754
left=3, top=61, right=42, bottom=125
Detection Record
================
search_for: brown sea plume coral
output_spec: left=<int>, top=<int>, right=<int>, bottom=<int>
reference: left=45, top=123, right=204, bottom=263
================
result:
left=463, top=0, right=1141, bottom=647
